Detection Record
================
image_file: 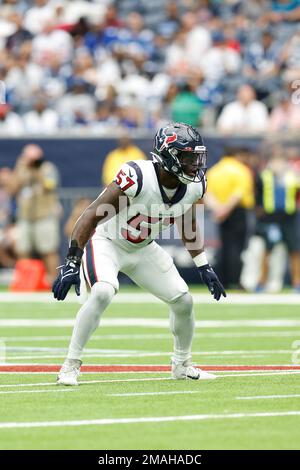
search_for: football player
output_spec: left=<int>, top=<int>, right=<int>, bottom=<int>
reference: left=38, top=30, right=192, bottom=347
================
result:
left=53, top=122, right=226, bottom=385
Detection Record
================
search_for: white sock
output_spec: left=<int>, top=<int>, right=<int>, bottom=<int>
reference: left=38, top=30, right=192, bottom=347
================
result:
left=67, top=281, right=115, bottom=360
left=168, top=292, right=195, bottom=364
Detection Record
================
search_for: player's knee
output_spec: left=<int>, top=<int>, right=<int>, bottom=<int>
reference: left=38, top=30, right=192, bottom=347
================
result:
left=90, top=281, right=115, bottom=307
left=170, top=292, right=193, bottom=315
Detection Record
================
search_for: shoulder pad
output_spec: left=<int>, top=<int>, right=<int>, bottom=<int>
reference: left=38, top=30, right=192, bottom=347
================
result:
left=113, top=161, right=143, bottom=199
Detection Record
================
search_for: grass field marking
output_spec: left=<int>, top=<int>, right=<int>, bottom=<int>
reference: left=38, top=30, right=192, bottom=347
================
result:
left=2, top=331, right=300, bottom=342
left=6, top=347, right=294, bottom=355
left=1, top=354, right=285, bottom=360
left=1, top=364, right=300, bottom=373
left=6, top=346, right=138, bottom=353
left=5, top=349, right=294, bottom=361
left=1, top=410, right=300, bottom=429
left=201, top=331, right=300, bottom=338
left=0, top=370, right=170, bottom=376
left=107, top=391, right=201, bottom=397
left=0, top=377, right=172, bottom=389
left=236, top=394, right=300, bottom=400
left=221, top=371, right=300, bottom=378
left=0, top=389, right=76, bottom=395
left=1, top=292, right=300, bottom=304
left=2, top=318, right=300, bottom=328
left=1, top=370, right=300, bottom=388
left=2, top=370, right=300, bottom=377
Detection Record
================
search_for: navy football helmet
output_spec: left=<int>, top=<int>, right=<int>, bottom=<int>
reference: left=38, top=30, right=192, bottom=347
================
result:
left=151, top=122, right=207, bottom=184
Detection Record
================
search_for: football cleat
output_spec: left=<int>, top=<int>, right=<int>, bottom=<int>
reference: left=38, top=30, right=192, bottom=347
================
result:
left=56, top=358, right=82, bottom=386
left=171, top=359, right=217, bottom=380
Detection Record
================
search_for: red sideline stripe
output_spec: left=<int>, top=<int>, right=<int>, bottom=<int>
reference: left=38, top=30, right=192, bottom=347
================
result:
left=1, top=365, right=300, bottom=373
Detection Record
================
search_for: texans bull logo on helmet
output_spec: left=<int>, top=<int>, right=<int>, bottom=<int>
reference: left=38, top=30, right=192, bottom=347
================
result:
left=158, top=131, right=178, bottom=151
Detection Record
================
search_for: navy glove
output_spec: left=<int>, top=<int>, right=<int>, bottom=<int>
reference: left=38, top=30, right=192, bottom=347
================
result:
left=52, top=245, right=83, bottom=301
left=198, top=264, right=226, bottom=301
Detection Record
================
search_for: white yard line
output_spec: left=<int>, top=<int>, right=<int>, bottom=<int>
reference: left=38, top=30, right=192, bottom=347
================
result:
left=1, top=318, right=300, bottom=328
left=221, top=371, right=300, bottom=378
left=237, top=394, right=300, bottom=400
left=2, top=331, right=300, bottom=342
left=1, top=370, right=300, bottom=386
left=0, top=377, right=172, bottom=388
left=107, top=391, right=200, bottom=397
left=5, top=347, right=137, bottom=353
left=0, top=351, right=291, bottom=365
left=1, top=410, right=300, bottom=429
left=199, top=331, right=300, bottom=338
left=1, top=292, right=300, bottom=304
left=4, top=349, right=293, bottom=361
left=0, top=389, right=76, bottom=395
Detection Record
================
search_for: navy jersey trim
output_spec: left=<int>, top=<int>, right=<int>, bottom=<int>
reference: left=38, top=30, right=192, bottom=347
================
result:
left=201, top=171, right=207, bottom=198
left=153, top=162, right=187, bottom=206
left=82, top=257, right=90, bottom=288
left=86, top=239, right=98, bottom=286
left=127, top=161, right=143, bottom=197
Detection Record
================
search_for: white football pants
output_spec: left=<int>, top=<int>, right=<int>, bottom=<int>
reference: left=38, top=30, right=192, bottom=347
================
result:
left=67, top=235, right=195, bottom=363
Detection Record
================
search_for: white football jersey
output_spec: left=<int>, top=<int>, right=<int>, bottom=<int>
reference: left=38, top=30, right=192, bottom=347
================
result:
left=96, top=160, right=206, bottom=252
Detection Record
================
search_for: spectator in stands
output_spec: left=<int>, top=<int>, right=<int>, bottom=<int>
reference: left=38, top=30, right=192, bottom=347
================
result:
left=200, top=30, right=241, bottom=82
left=217, top=84, right=269, bottom=134
left=5, top=11, right=32, bottom=53
left=165, top=30, right=188, bottom=77
left=264, top=0, right=300, bottom=22
left=181, top=11, right=211, bottom=68
left=121, top=12, right=155, bottom=59
left=23, top=95, right=59, bottom=134
left=156, top=1, right=181, bottom=39
left=23, top=0, right=56, bottom=35
left=101, top=133, right=146, bottom=187
left=272, top=0, right=300, bottom=11
left=104, top=4, right=123, bottom=29
left=170, top=81, right=203, bottom=127
left=31, top=19, right=73, bottom=65
left=0, top=104, right=24, bottom=135
left=205, top=148, right=255, bottom=288
left=279, top=31, right=300, bottom=82
left=8, top=144, right=61, bottom=283
left=117, top=105, right=144, bottom=129
left=161, top=81, right=179, bottom=122
left=91, top=101, right=120, bottom=133
left=0, top=0, right=299, bottom=133
left=5, top=41, right=45, bottom=112
left=243, top=29, right=281, bottom=97
left=55, top=78, right=95, bottom=128
left=269, top=91, right=300, bottom=132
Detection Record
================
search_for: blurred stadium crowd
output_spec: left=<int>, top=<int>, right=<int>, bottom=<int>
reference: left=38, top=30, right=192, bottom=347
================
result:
left=1, top=0, right=300, bottom=134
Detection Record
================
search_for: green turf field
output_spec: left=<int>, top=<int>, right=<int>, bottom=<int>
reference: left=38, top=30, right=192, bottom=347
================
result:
left=0, top=290, right=300, bottom=450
